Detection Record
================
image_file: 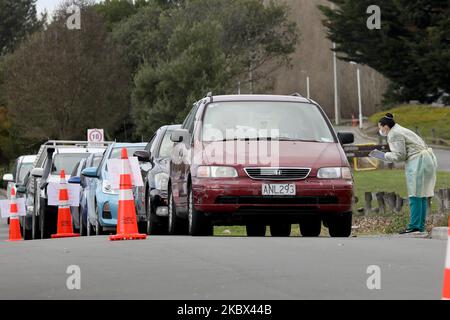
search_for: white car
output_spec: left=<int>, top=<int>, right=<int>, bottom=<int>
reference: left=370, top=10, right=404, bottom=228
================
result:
left=22, top=141, right=110, bottom=239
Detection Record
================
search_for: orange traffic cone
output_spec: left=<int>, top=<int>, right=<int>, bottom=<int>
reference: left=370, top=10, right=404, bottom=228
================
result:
left=7, top=187, right=22, bottom=242
left=109, top=148, right=147, bottom=241
left=442, top=217, right=450, bottom=300
left=51, top=170, right=79, bottom=238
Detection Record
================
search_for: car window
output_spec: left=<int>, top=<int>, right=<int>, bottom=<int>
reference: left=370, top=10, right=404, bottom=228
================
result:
left=201, top=101, right=335, bottom=143
left=17, top=163, right=33, bottom=184
left=146, top=133, right=156, bottom=152
left=109, top=146, right=145, bottom=160
left=71, top=161, right=81, bottom=177
left=51, top=153, right=90, bottom=175
left=158, top=130, right=176, bottom=158
left=92, top=154, right=103, bottom=167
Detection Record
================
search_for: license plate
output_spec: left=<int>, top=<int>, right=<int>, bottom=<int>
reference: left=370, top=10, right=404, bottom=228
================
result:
left=262, top=184, right=296, bottom=196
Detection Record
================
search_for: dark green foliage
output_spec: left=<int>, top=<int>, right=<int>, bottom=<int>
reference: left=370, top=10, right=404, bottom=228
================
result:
left=319, top=0, right=450, bottom=104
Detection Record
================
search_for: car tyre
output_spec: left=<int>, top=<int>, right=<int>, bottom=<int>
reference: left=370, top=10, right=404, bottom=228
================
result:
left=246, top=223, right=266, bottom=237
left=188, top=187, right=213, bottom=236
left=328, top=212, right=352, bottom=238
left=95, top=204, right=103, bottom=236
left=168, top=188, right=187, bottom=235
left=146, top=191, right=165, bottom=235
left=270, top=223, right=291, bottom=237
left=299, top=216, right=322, bottom=237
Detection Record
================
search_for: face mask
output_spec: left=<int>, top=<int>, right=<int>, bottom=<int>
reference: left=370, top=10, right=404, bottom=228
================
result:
left=379, top=129, right=388, bottom=137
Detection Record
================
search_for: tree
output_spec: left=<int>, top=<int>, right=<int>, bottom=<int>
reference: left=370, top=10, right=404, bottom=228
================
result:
left=113, top=0, right=299, bottom=137
left=319, top=0, right=450, bottom=104
left=4, top=6, right=130, bottom=143
left=0, top=0, right=44, bottom=56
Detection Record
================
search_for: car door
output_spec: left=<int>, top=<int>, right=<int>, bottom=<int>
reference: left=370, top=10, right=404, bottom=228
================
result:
left=173, top=103, right=201, bottom=212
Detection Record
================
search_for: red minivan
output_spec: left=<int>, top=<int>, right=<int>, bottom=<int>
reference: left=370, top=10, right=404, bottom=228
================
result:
left=168, top=94, right=355, bottom=237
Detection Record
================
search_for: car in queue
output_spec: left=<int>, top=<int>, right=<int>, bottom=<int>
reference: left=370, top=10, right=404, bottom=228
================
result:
left=68, top=152, right=104, bottom=235
left=80, top=142, right=147, bottom=235
left=168, top=94, right=355, bottom=237
left=2, top=155, right=36, bottom=228
left=20, top=141, right=109, bottom=239
left=134, top=124, right=181, bottom=234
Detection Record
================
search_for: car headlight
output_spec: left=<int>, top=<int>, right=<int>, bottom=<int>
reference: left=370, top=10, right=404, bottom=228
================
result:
left=154, top=172, right=169, bottom=191
left=317, top=167, right=352, bottom=180
left=197, top=166, right=238, bottom=178
left=102, top=180, right=118, bottom=195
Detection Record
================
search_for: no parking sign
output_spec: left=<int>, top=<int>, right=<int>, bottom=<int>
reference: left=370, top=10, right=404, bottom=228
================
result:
left=87, top=128, right=104, bottom=146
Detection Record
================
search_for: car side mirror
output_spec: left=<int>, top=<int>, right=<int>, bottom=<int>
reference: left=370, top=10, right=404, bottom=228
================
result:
left=68, top=176, right=81, bottom=184
left=171, top=129, right=191, bottom=144
left=81, top=167, right=99, bottom=179
left=2, top=173, right=13, bottom=182
left=31, top=167, right=44, bottom=178
left=337, top=132, right=355, bottom=145
left=134, top=150, right=151, bottom=162
left=16, top=185, right=27, bottom=194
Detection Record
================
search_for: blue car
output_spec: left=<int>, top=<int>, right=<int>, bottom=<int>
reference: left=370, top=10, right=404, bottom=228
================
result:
left=81, top=142, right=147, bottom=235
left=69, top=152, right=105, bottom=236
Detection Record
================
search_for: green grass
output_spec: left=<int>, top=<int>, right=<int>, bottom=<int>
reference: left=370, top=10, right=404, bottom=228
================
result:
left=353, top=169, right=450, bottom=212
left=369, top=105, right=450, bottom=140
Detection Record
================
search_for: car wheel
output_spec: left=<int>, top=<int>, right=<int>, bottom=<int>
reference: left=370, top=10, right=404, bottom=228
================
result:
left=95, top=204, right=103, bottom=236
left=270, top=223, right=291, bottom=237
left=168, top=189, right=186, bottom=235
left=328, top=212, right=352, bottom=238
left=87, top=217, right=94, bottom=236
left=79, top=212, right=85, bottom=236
left=188, top=187, right=213, bottom=236
left=146, top=192, right=164, bottom=235
left=299, top=216, right=322, bottom=237
left=246, top=223, right=266, bottom=237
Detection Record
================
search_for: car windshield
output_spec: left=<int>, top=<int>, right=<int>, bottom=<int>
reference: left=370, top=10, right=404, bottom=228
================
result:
left=109, top=146, right=145, bottom=160
left=201, top=101, right=335, bottom=143
left=52, top=153, right=90, bottom=175
left=159, top=131, right=175, bottom=158
left=17, top=163, right=33, bottom=184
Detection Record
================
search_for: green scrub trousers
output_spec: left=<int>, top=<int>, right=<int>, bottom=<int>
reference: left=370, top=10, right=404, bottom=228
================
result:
left=408, top=197, right=428, bottom=232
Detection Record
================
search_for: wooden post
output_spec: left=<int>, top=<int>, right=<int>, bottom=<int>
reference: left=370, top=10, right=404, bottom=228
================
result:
left=395, top=195, right=404, bottom=213
left=431, top=128, right=436, bottom=144
left=376, top=192, right=385, bottom=215
left=444, top=189, right=450, bottom=211
left=364, top=192, right=372, bottom=215
left=384, top=192, right=397, bottom=213
left=436, top=189, right=445, bottom=214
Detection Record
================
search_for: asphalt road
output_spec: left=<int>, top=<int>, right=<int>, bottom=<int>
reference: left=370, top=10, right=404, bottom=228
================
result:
left=0, top=219, right=446, bottom=300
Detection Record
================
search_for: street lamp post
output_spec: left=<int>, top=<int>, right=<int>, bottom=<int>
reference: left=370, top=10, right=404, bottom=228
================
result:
left=331, top=2, right=340, bottom=125
left=306, top=76, right=310, bottom=99
left=301, top=70, right=310, bottom=99
left=350, top=61, right=363, bottom=129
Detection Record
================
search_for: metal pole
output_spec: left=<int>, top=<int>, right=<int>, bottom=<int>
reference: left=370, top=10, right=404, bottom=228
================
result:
left=357, top=67, right=363, bottom=129
left=238, top=81, right=241, bottom=95
left=332, top=3, right=339, bottom=125
left=306, top=76, right=310, bottom=99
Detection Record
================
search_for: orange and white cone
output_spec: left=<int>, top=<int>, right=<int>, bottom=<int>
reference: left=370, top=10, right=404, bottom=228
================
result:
left=51, top=170, right=79, bottom=238
left=109, top=148, right=146, bottom=241
left=442, top=217, right=450, bottom=300
left=7, top=187, right=22, bottom=242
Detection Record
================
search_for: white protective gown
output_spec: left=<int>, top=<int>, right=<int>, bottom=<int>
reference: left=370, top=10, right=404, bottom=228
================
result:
left=384, top=124, right=438, bottom=197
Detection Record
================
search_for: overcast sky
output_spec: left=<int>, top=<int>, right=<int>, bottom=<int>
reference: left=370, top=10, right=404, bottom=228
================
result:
left=36, top=0, right=100, bottom=16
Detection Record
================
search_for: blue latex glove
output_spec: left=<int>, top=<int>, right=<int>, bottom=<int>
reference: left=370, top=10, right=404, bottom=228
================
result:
left=369, top=149, right=386, bottom=160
